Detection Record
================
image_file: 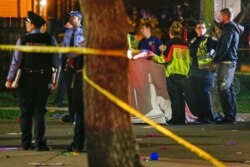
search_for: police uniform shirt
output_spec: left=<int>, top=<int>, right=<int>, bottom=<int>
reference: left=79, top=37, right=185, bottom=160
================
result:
left=62, top=26, right=84, bottom=71
left=63, top=26, right=84, bottom=49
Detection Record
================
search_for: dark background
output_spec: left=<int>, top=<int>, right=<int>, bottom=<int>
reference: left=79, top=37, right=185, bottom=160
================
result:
left=0, top=0, right=249, bottom=90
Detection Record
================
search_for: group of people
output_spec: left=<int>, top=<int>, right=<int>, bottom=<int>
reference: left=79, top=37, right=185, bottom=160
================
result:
left=138, top=8, right=243, bottom=125
left=5, top=10, right=85, bottom=152
left=4, top=7, right=243, bottom=152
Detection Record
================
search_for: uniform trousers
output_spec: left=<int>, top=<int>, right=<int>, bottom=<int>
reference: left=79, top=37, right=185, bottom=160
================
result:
left=18, top=71, right=51, bottom=148
left=69, top=71, right=85, bottom=151
left=64, top=70, right=74, bottom=117
left=185, top=76, right=214, bottom=122
left=166, top=74, right=187, bottom=125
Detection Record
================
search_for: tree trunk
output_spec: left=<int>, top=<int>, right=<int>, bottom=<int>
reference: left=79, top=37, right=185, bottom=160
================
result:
left=78, top=0, right=143, bottom=167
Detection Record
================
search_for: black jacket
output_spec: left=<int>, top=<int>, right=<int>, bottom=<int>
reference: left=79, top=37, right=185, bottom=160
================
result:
left=189, top=35, right=217, bottom=78
left=213, top=21, right=243, bottom=63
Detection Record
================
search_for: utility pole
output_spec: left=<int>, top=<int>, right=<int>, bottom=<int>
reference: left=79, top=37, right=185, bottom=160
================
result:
left=200, top=0, right=214, bottom=33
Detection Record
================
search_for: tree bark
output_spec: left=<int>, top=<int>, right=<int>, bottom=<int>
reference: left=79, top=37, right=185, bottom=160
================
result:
left=78, top=0, right=143, bottom=167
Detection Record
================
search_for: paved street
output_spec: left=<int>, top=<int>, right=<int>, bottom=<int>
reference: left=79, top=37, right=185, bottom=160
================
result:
left=0, top=113, right=250, bottom=167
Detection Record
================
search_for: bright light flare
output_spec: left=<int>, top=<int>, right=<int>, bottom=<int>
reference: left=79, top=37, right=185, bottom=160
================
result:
left=40, top=0, right=47, bottom=6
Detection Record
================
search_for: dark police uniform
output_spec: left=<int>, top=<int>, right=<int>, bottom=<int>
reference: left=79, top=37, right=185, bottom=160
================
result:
left=186, top=35, right=217, bottom=123
left=6, top=11, right=61, bottom=151
left=63, top=11, right=85, bottom=152
left=67, top=55, right=84, bottom=152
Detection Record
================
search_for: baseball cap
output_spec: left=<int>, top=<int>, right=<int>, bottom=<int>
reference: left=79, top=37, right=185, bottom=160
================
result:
left=26, top=11, right=46, bottom=27
left=68, top=11, right=82, bottom=18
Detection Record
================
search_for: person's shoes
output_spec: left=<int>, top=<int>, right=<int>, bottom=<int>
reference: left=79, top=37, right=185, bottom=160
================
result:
left=200, top=119, right=215, bottom=124
left=216, top=117, right=236, bottom=124
left=36, top=145, right=51, bottom=151
left=67, top=143, right=83, bottom=153
left=185, top=120, right=201, bottom=125
left=213, top=112, right=224, bottom=120
left=36, top=140, right=51, bottom=151
left=22, top=143, right=36, bottom=150
left=61, top=114, right=74, bottom=123
left=167, top=119, right=185, bottom=125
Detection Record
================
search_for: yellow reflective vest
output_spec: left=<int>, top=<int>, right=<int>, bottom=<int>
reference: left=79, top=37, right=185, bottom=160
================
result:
left=152, top=44, right=191, bottom=77
left=195, top=36, right=213, bottom=69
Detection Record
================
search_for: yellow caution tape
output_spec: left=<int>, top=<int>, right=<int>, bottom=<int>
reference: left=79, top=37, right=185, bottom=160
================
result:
left=235, top=72, right=250, bottom=76
left=83, top=67, right=226, bottom=167
left=0, top=44, right=139, bottom=57
left=0, top=44, right=248, bottom=54
left=238, top=48, right=250, bottom=51
left=0, top=44, right=232, bottom=166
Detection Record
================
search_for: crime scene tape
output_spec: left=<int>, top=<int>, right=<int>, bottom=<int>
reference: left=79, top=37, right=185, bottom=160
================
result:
left=0, top=43, right=243, bottom=166
left=83, top=67, right=226, bottom=167
left=238, top=48, right=250, bottom=51
left=0, top=45, right=139, bottom=57
left=0, top=44, right=249, bottom=53
left=236, top=72, right=250, bottom=76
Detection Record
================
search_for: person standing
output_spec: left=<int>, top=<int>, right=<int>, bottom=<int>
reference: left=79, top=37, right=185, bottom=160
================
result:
left=54, top=20, right=73, bottom=107
left=138, top=23, right=165, bottom=55
left=62, top=10, right=85, bottom=152
left=152, top=21, right=191, bottom=125
left=186, top=20, right=218, bottom=124
left=5, top=11, right=61, bottom=151
left=209, top=8, right=244, bottom=124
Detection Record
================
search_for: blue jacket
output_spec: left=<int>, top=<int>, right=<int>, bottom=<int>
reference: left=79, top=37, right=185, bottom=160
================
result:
left=138, top=35, right=163, bottom=56
left=213, top=21, right=243, bottom=63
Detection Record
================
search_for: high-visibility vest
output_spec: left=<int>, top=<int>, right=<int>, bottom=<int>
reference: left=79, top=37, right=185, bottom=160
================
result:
left=195, top=36, right=213, bottom=69
left=153, top=44, right=191, bottom=77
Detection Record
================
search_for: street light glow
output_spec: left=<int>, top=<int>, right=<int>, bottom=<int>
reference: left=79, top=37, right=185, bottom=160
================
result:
left=40, top=0, right=47, bottom=6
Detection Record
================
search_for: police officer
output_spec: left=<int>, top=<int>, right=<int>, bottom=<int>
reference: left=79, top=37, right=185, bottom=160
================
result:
left=5, top=11, right=61, bottom=151
left=186, top=20, right=218, bottom=124
left=53, top=20, right=73, bottom=107
left=62, top=10, right=85, bottom=152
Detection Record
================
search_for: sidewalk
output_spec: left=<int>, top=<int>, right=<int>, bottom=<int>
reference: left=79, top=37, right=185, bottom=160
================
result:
left=0, top=121, right=213, bottom=167
left=0, top=113, right=250, bottom=166
left=0, top=149, right=226, bottom=167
